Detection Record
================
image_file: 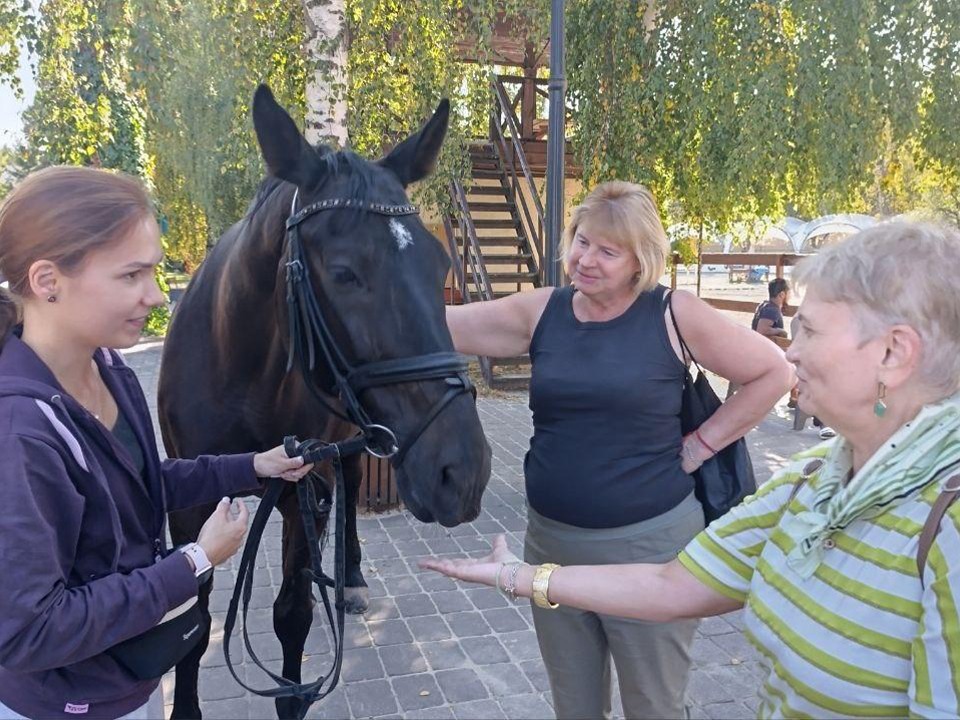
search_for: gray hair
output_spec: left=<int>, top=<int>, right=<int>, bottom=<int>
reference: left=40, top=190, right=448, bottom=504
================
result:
left=792, top=221, right=960, bottom=396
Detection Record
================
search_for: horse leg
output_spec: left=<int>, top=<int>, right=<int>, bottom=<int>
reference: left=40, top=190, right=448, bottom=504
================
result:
left=168, top=504, right=216, bottom=720
left=273, top=484, right=328, bottom=720
left=340, top=454, right=369, bottom=615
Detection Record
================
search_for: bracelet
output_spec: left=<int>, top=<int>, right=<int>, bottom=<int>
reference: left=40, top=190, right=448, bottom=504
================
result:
left=495, top=562, right=509, bottom=600
left=504, top=562, right=523, bottom=601
left=694, top=429, right=718, bottom=456
left=531, top=563, right=560, bottom=609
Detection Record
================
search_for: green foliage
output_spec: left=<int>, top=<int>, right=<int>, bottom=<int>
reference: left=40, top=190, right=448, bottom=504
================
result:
left=568, top=0, right=960, bottom=229
left=345, top=0, right=546, bottom=211
left=0, top=0, right=37, bottom=97
left=21, top=0, right=149, bottom=177
left=129, top=0, right=307, bottom=257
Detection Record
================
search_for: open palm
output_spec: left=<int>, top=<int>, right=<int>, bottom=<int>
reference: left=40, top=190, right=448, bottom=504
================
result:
left=419, top=534, right=520, bottom=588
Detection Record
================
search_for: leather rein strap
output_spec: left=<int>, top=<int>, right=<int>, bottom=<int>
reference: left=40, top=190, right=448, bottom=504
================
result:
left=223, top=435, right=366, bottom=717
left=223, top=189, right=476, bottom=719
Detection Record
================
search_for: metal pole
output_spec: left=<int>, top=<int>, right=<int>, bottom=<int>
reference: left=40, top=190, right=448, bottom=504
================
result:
left=544, top=0, right=566, bottom=287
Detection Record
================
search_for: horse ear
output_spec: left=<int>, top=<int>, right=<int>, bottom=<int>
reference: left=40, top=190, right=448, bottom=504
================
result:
left=379, top=99, right=450, bottom=187
left=252, top=84, right=327, bottom=187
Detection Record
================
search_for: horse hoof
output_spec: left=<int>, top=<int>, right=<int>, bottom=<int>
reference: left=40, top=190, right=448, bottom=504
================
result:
left=343, top=586, right=369, bottom=614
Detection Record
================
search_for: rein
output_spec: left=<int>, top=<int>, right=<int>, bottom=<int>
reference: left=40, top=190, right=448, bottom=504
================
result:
left=223, top=188, right=475, bottom=718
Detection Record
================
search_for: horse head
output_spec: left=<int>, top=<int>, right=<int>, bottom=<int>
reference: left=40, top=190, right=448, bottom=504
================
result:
left=251, top=84, right=491, bottom=526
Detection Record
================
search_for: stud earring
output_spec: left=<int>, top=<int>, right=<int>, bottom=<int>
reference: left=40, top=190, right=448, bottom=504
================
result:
left=874, top=381, right=887, bottom=418
left=47, top=295, right=57, bottom=303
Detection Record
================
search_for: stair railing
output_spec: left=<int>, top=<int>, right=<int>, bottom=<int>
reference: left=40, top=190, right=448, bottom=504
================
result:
left=491, top=77, right=546, bottom=283
left=447, top=179, right=495, bottom=303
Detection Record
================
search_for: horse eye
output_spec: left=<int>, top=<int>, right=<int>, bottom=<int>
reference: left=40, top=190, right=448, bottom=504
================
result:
left=330, top=266, right=360, bottom=286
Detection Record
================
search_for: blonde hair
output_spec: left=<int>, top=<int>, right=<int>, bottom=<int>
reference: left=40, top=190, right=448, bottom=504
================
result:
left=561, top=181, right=668, bottom=292
left=0, top=165, right=153, bottom=346
left=792, top=221, right=960, bottom=396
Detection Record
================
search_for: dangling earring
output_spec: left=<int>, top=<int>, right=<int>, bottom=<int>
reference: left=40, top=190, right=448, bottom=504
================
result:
left=874, top=381, right=887, bottom=418
left=47, top=295, right=57, bottom=303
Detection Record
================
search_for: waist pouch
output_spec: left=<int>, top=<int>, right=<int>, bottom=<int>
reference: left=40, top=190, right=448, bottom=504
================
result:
left=107, top=597, right=206, bottom=680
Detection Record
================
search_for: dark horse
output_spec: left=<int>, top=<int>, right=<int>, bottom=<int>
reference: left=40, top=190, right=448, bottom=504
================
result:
left=158, top=85, right=492, bottom=719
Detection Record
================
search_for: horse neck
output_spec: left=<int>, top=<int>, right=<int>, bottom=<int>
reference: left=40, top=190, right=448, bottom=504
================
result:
left=213, top=190, right=290, bottom=363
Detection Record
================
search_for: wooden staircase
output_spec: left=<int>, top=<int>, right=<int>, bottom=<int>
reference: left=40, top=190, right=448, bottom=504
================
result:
left=444, top=142, right=541, bottom=390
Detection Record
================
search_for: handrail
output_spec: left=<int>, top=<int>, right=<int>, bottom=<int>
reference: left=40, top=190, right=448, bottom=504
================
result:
left=492, top=78, right=546, bottom=278
left=441, top=214, right=467, bottom=302
left=490, top=118, right=542, bottom=274
left=449, top=180, right=494, bottom=301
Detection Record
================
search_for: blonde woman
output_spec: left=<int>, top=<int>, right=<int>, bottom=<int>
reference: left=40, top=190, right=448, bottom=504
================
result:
left=445, top=181, right=792, bottom=718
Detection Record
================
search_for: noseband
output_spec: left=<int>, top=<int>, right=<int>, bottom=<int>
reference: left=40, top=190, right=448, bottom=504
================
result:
left=282, top=188, right=475, bottom=465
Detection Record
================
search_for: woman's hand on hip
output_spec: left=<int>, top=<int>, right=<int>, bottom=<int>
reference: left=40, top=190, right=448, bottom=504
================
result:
left=680, top=432, right=713, bottom=474
left=419, top=534, right=520, bottom=588
left=197, top=497, right=250, bottom=566
left=253, top=444, right=314, bottom=481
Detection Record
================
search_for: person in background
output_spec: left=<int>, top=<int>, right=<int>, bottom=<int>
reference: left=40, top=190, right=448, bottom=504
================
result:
left=752, top=277, right=790, bottom=339
left=424, top=220, right=960, bottom=720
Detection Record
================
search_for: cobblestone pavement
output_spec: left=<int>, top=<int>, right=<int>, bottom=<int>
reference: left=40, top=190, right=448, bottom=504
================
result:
left=124, top=340, right=819, bottom=720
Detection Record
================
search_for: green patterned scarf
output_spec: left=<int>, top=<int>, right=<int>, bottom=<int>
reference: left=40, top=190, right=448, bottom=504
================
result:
left=784, top=392, right=960, bottom=579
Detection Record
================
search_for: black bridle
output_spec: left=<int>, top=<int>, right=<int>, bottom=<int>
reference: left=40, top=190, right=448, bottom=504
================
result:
left=281, top=188, right=474, bottom=465
left=223, top=188, right=475, bottom=718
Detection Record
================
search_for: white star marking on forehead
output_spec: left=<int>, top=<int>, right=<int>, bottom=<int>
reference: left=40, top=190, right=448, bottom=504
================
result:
left=390, top=217, right=414, bottom=251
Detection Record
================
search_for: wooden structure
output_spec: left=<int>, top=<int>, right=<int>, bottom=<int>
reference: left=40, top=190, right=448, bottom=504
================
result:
left=358, top=454, right=400, bottom=513
left=442, top=64, right=580, bottom=389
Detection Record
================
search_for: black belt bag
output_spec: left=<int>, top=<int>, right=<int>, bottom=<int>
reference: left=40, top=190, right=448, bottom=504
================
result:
left=107, top=597, right=207, bottom=680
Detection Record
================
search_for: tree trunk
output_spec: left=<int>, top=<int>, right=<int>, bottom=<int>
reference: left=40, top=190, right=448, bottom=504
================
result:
left=302, top=0, right=347, bottom=148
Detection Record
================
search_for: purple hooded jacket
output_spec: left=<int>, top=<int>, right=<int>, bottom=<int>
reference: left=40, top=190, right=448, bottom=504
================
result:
left=0, top=333, right=260, bottom=719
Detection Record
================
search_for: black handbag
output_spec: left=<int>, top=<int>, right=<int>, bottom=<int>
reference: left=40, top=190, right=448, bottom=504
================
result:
left=107, top=596, right=207, bottom=680
left=668, top=292, right=757, bottom=524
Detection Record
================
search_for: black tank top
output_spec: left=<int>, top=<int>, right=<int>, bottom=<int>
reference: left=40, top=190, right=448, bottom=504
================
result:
left=524, top=284, right=694, bottom=528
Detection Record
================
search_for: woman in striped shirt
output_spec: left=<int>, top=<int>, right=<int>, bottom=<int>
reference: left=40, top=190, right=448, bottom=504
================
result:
left=423, top=221, right=960, bottom=718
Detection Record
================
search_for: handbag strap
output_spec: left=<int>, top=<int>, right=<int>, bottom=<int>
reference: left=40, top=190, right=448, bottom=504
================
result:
left=787, top=459, right=960, bottom=588
left=665, top=290, right=702, bottom=373
left=917, top=473, right=960, bottom=588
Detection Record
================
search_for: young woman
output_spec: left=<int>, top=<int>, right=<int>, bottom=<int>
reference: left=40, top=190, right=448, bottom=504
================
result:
left=0, top=166, right=312, bottom=719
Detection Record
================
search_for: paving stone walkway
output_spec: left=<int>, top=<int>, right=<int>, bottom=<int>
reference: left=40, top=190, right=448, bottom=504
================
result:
left=123, top=340, right=820, bottom=720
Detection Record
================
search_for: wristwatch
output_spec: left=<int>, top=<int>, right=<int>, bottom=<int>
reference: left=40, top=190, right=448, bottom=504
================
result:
left=179, top=543, right=214, bottom=585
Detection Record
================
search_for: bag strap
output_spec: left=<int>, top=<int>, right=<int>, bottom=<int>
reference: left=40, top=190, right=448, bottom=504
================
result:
left=665, top=290, right=701, bottom=370
left=917, top=473, right=960, bottom=587
left=786, top=458, right=823, bottom=507
left=786, top=458, right=959, bottom=588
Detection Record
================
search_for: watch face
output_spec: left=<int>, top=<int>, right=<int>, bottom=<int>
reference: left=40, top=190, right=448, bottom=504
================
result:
left=197, top=567, right=214, bottom=586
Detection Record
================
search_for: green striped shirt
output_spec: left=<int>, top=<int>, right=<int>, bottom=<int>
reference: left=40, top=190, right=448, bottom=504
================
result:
left=678, top=442, right=960, bottom=718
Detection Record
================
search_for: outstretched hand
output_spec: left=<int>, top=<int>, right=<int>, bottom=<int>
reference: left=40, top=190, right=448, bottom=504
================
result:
left=419, top=534, right=521, bottom=588
left=253, top=444, right=314, bottom=481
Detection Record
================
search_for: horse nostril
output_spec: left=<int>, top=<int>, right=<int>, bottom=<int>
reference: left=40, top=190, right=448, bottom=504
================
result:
left=441, top=465, right=456, bottom=489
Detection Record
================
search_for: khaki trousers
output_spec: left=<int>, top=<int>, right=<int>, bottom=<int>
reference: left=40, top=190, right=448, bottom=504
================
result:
left=524, top=492, right=705, bottom=720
